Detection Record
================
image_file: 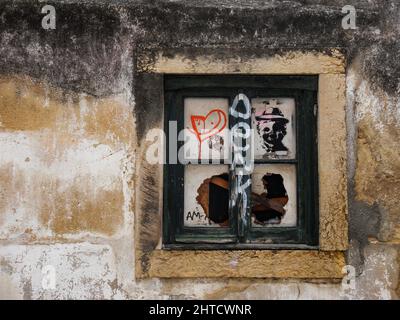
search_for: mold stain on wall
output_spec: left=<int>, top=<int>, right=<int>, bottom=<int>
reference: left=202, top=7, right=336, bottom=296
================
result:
left=0, top=76, right=134, bottom=238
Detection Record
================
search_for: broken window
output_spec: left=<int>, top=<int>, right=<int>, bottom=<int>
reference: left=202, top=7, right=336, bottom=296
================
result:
left=164, top=75, right=318, bottom=248
left=251, top=165, right=296, bottom=227
left=184, top=165, right=230, bottom=227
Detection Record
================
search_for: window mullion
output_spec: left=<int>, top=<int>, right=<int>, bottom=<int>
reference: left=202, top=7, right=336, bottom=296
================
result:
left=230, top=92, right=252, bottom=243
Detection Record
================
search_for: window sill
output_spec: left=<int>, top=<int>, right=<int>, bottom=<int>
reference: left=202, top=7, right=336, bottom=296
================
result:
left=136, top=249, right=345, bottom=279
left=163, top=243, right=319, bottom=250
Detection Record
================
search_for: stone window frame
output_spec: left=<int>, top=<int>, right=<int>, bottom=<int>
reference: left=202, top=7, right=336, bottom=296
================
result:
left=134, top=50, right=348, bottom=279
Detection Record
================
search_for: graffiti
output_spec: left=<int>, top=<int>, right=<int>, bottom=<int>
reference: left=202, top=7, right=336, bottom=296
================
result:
left=234, top=174, right=251, bottom=219
left=190, top=109, right=227, bottom=159
left=251, top=173, right=288, bottom=225
left=182, top=95, right=296, bottom=229
left=231, top=122, right=252, bottom=172
left=230, top=93, right=253, bottom=174
left=230, top=93, right=252, bottom=234
left=186, top=208, right=205, bottom=221
left=254, top=99, right=289, bottom=156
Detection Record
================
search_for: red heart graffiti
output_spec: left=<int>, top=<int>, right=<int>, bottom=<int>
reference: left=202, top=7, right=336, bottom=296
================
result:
left=190, top=109, right=227, bottom=159
left=190, top=109, right=227, bottom=143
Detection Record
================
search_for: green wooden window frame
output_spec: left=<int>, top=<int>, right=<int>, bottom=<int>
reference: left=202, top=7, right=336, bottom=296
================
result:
left=163, top=75, right=319, bottom=250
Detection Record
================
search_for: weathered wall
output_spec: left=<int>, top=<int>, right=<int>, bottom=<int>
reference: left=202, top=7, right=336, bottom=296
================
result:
left=0, top=0, right=399, bottom=299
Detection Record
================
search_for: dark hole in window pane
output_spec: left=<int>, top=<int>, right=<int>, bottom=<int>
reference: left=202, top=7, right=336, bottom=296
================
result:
left=251, top=173, right=289, bottom=225
left=196, top=173, right=229, bottom=226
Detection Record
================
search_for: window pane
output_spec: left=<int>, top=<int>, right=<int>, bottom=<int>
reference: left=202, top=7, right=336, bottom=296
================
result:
left=251, top=164, right=297, bottom=227
left=184, top=164, right=229, bottom=227
left=251, top=98, right=296, bottom=159
left=184, top=98, right=229, bottom=161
